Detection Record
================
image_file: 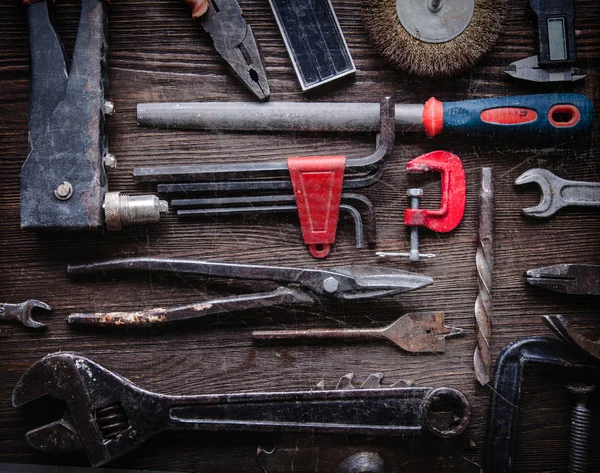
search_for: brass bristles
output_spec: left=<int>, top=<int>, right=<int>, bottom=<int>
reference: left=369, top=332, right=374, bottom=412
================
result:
left=363, top=0, right=508, bottom=77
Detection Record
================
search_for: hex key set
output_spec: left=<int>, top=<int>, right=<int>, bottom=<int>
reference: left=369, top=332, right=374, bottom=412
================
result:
left=1, top=0, right=599, bottom=472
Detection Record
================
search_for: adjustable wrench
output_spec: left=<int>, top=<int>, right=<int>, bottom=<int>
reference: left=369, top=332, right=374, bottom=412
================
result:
left=0, top=300, right=52, bottom=329
left=515, top=168, right=600, bottom=218
left=13, top=353, right=471, bottom=467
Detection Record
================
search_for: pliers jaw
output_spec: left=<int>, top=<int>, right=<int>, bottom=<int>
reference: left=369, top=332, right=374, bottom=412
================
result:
left=201, top=0, right=270, bottom=101
left=526, top=264, right=600, bottom=296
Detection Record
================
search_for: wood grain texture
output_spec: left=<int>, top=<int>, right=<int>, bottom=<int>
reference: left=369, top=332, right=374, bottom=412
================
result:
left=0, top=0, right=599, bottom=471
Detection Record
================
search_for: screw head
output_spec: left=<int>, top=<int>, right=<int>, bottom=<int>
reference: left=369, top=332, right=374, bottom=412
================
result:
left=104, top=153, right=117, bottom=169
left=54, top=181, right=73, bottom=200
left=323, top=277, right=339, bottom=293
left=103, top=101, right=115, bottom=115
left=407, top=188, right=423, bottom=197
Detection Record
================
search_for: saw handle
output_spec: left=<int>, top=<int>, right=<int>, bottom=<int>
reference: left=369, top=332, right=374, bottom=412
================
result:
left=423, top=93, right=593, bottom=141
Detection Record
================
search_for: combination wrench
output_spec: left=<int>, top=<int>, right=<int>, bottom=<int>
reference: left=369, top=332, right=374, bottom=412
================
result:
left=515, top=168, right=600, bottom=218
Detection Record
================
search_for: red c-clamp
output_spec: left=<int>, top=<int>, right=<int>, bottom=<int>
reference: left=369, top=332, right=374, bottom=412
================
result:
left=390, top=150, right=466, bottom=262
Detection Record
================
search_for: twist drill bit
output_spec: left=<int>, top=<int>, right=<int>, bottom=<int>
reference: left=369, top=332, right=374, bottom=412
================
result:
left=474, top=168, right=494, bottom=386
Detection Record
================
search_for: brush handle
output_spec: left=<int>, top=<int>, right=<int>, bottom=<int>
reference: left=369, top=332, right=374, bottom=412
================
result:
left=423, top=94, right=593, bottom=141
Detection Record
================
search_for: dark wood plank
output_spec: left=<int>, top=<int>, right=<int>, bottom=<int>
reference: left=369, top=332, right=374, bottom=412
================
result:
left=0, top=0, right=599, bottom=471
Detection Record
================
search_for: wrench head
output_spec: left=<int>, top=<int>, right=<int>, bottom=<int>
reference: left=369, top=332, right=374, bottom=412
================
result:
left=515, top=168, right=563, bottom=218
left=19, top=300, right=52, bottom=328
left=13, top=353, right=161, bottom=467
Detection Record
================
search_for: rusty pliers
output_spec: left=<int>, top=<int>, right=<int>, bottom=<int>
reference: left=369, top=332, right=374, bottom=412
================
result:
left=67, top=257, right=433, bottom=326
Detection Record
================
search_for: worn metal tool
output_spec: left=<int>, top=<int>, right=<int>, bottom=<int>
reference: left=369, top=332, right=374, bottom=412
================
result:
left=474, top=168, right=494, bottom=386
left=0, top=464, right=176, bottom=473
left=21, top=0, right=167, bottom=231
left=566, top=383, right=595, bottom=473
left=526, top=264, right=600, bottom=295
left=253, top=312, right=463, bottom=353
left=484, top=337, right=600, bottom=473
left=257, top=436, right=479, bottom=473
left=171, top=193, right=378, bottom=250
left=515, top=169, right=600, bottom=218
left=542, top=315, right=600, bottom=361
left=136, top=94, right=594, bottom=141
left=505, top=0, right=586, bottom=82
left=13, top=353, right=471, bottom=467
left=184, top=0, right=270, bottom=100
left=377, top=151, right=466, bottom=262
left=135, top=97, right=395, bottom=258
left=66, top=257, right=433, bottom=326
left=0, top=300, right=52, bottom=329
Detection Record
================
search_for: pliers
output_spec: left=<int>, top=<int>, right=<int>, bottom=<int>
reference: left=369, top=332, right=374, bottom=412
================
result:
left=193, top=0, right=270, bottom=101
left=526, top=264, right=600, bottom=295
left=67, top=257, right=433, bottom=326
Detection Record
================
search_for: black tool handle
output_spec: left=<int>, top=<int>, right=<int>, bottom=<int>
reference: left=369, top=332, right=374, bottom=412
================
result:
left=529, top=0, right=576, bottom=66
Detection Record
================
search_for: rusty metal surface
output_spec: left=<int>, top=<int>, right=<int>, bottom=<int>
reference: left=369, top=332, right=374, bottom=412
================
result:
left=13, top=353, right=472, bottom=467
left=474, top=168, right=494, bottom=385
left=252, top=311, right=464, bottom=353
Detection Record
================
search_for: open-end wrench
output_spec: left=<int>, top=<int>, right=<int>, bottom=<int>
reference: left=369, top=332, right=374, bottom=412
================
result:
left=13, top=353, right=471, bottom=467
left=0, top=300, right=52, bottom=329
left=515, top=168, right=600, bottom=218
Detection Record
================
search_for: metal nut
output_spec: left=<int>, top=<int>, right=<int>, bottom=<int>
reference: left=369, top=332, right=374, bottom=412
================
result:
left=104, top=154, right=117, bottom=169
left=323, top=277, right=339, bottom=293
left=54, top=182, right=73, bottom=200
left=103, top=101, right=115, bottom=115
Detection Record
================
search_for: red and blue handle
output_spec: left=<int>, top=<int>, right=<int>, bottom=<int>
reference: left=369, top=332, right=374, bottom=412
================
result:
left=422, top=93, right=593, bottom=140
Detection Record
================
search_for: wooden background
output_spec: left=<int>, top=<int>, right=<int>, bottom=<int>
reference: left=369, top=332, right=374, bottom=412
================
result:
left=1, top=0, right=599, bottom=471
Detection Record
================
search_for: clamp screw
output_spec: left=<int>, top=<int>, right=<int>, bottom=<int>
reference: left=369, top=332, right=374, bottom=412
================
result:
left=407, top=188, right=424, bottom=262
left=323, top=277, right=339, bottom=293
left=566, top=383, right=595, bottom=473
left=103, top=101, right=115, bottom=116
left=104, top=153, right=117, bottom=169
left=54, top=181, right=73, bottom=200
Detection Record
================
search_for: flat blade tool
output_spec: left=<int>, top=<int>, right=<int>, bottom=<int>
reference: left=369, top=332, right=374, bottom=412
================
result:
left=526, top=264, right=600, bottom=295
left=253, top=312, right=464, bottom=353
left=136, top=93, right=593, bottom=142
left=184, top=0, right=270, bottom=101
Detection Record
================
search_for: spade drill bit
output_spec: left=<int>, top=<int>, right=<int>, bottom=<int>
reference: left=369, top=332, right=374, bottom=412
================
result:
left=474, top=168, right=494, bottom=386
left=253, top=312, right=463, bottom=353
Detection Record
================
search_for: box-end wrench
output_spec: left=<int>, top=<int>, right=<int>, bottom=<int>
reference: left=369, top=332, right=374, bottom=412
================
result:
left=0, top=300, right=52, bottom=329
left=13, top=353, right=471, bottom=467
left=515, top=168, right=600, bottom=218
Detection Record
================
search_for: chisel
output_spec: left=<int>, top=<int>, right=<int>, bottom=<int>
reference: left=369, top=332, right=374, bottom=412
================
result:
left=137, top=94, right=593, bottom=141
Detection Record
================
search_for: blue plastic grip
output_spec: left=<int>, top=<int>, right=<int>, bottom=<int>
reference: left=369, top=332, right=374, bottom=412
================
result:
left=442, top=94, right=593, bottom=141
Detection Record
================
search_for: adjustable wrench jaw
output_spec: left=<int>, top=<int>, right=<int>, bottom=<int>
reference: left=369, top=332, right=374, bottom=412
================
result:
left=404, top=151, right=466, bottom=233
left=13, top=353, right=162, bottom=467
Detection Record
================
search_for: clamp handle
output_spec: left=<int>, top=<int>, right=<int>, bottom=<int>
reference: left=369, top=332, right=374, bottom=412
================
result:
left=404, top=151, right=466, bottom=233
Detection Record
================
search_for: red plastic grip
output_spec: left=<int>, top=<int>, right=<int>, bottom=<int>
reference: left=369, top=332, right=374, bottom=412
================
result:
left=422, top=97, right=444, bottom=137
left=480, top=107, right=538, bottom=125
left=288, top=155, right=347, bottom=258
